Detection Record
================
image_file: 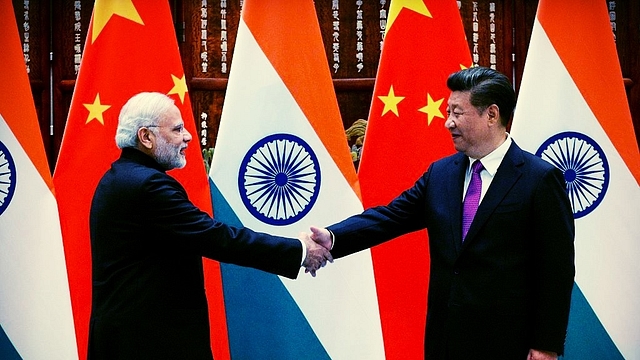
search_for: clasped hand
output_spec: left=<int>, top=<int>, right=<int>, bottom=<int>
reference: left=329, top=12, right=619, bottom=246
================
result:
left=300, top=226, right=334, bottom=277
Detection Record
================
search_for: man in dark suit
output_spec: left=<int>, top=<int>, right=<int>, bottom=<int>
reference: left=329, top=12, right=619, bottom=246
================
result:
left=89, top=92, right=332, bottom=359
left=311, top=67, right=575, bottom=360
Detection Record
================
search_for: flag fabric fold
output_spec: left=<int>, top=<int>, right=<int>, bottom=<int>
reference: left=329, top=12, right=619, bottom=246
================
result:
left=357, top=1, right=471, bottom=358
left=209, top=0, right=384, bottom=358
left=51, top=1, right=225, bottom=358
left=0, top=0, right=78, bottom=358
left=511, top=1, right=640, bottom=358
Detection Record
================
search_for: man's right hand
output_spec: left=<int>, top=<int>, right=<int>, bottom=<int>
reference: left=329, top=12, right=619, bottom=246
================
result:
left=300, top=232, right=333, bottom=277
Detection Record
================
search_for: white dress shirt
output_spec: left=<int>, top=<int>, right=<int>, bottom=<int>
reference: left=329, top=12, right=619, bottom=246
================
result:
left=463, top=134, right=512, bottom=203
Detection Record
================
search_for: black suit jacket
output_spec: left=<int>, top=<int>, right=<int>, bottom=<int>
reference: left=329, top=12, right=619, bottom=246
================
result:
left=88, top=148, right=302, bottom=359
left=329, top=142, right=575, bottom=359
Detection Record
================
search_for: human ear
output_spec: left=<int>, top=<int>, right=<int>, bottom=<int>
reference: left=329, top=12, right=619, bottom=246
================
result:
left=487, top=104, right=500, bottom=124
left=137, top=127, right=154, bottom=150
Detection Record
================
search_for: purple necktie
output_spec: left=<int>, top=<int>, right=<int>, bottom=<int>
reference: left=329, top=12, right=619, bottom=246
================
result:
left=462, top=160, right=484, bottom=241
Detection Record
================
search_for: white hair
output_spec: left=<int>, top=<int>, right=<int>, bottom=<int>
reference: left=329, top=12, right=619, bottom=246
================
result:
left=115, top=92, right=176, bottom=149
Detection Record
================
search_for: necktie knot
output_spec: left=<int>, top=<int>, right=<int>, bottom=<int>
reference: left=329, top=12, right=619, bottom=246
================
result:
left=471, top=160, right=484, bottom=174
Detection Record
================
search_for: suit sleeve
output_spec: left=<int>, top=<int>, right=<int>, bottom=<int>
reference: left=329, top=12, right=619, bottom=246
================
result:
left=328, top=170, right=431, bottom=258
left=531, top=166, right=575, bottom=355
left=144, top=172, right=303, bottom=279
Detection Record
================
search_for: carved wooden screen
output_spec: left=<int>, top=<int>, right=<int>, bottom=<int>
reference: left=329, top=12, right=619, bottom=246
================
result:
left=12, top=0, right=53, bottom=170
left=182, top=1, right=389, bottom=155
left=183, top=0, right=520, bottom=158
left=13, top=0, right=639, bottom=172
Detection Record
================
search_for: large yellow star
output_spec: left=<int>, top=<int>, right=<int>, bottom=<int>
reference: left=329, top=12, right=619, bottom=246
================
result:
left=378, top=85, right=405, bottom=117
left=168, top=74, right=188, bottom=104
left=418, top=93, right=444, bottom=125
left=92, top=0, right=144, bottom=43
left=386, top=0, right=432, bottom=34
left=84, top=93, right=111, bottom=125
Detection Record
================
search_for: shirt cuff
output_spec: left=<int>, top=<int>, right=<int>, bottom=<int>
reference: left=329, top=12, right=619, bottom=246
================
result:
left=299, top=238, right=307, bottom=266
left=328, top=230, right=335, bottom=250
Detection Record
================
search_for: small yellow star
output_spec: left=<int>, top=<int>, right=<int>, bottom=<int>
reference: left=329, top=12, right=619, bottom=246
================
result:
left=92, top=0, right=144, bottom=43
left=84, top=93, right=111, bottom=125
left=418, top=93, right=444, bottom=125
left=386, top=0, right=432, bottom=34
left=168, top=74, right=188, bottom=104
left=378, top=85, right=405, bottom=117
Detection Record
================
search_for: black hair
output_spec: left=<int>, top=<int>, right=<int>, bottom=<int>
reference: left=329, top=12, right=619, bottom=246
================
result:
left=446, top=66, right=515, bottom=127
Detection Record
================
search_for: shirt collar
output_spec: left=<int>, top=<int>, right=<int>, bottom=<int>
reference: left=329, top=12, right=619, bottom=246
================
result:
left=468, top=133, right=512, bottom=177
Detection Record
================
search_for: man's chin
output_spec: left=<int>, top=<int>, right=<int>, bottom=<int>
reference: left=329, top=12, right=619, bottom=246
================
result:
left=175, top=153, right=187, bottom=169
left=158, top=158, right=186, bottom=170
left=173, top=157, right=187, bottom=169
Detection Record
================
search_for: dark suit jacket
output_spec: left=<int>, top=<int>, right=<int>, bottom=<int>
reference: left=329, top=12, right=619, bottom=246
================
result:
left=88, top=148, right=302, bottom=360
left=328, top=142, right=575, bottom=359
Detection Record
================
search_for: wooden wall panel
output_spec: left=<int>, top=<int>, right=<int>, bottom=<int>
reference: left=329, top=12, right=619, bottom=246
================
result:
left=613, top=0, right=640, bottom=144
left=182, top=0, right=242, bottom=154
left=316, top=1, right=388, bottom=139
left=14, top=0, right=640, bottom=171
left=459, top=0, right=513, bottom=74
left=14, top=0, right=51, bottom=169
left=181, top=1, right=390, bottom=155
left=181, top=0, right=522, bottom=159
left=50, top=0, right=93, bottom=171
left=512, top=0, right=538, bottom=94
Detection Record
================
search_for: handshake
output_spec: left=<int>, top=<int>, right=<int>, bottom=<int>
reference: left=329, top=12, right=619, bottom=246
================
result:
left=300, top=226, right=333, bottom=277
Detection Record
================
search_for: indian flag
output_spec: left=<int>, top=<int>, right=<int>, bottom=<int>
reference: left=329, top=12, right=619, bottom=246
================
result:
left=0, top=0, right=78, bottom=358
left=208, top=0, right=384, bottom=358
left=511, top=0, right=640, bottom=358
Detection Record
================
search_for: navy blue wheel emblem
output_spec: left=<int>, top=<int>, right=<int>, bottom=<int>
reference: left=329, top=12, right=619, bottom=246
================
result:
left=0, top=140, right=17, bottom=217
left=535, top=131, right=609, bottom=219
left=239, top=133, right=321, bottom=226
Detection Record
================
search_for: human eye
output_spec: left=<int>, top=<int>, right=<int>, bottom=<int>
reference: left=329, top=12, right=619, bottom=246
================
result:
left=173, top=124, right=185, bottom=134
left=447, top=108, right=463, bottom=119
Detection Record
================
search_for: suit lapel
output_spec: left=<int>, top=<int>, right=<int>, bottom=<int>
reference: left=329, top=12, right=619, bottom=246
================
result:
left=461, top=143, right=524, bottom=248
left=448, top=153, right=469, bottom=254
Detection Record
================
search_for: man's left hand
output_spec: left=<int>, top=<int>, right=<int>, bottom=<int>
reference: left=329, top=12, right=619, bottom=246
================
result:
left=300, top=232, right=333, bottom=277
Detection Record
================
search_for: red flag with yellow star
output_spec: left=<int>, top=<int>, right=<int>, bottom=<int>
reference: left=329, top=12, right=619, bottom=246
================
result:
left=358, top=0, right=471, bottom=358
left=52, top=1, right=228, bottom=359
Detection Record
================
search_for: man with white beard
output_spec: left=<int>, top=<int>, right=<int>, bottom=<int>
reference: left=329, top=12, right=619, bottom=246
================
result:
left=88, top=92, right=331, bottom=359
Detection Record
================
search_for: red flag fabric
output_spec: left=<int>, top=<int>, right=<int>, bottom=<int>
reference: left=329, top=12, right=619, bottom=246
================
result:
left=52, top=1, right=228, bottom=359
left=358, top=0, right=471, bottom=358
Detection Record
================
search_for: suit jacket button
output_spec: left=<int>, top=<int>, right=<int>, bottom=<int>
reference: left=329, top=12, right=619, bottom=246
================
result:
left=453, top=269, right=460, bottom=275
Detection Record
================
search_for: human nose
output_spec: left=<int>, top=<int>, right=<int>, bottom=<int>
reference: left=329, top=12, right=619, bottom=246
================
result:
left=183, top=127, right=192, bottom=142
left=445, top=115, right=456, bottom=129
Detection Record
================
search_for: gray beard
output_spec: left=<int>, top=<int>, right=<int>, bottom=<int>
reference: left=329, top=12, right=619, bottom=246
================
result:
left=154, top=136, right=186, bottom=170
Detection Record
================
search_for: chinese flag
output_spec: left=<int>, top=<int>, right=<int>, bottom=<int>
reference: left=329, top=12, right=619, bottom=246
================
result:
left=52, top=1, right=229, bottom=359
left=358, top=0, right=471, bottom=358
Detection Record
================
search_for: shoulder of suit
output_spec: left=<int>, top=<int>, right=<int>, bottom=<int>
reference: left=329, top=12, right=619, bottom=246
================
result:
left=511, top=145, right=558, bottom=174
left=111, top=156, right=176, bottom=189
left=438, top=151, right=466, bottom=167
